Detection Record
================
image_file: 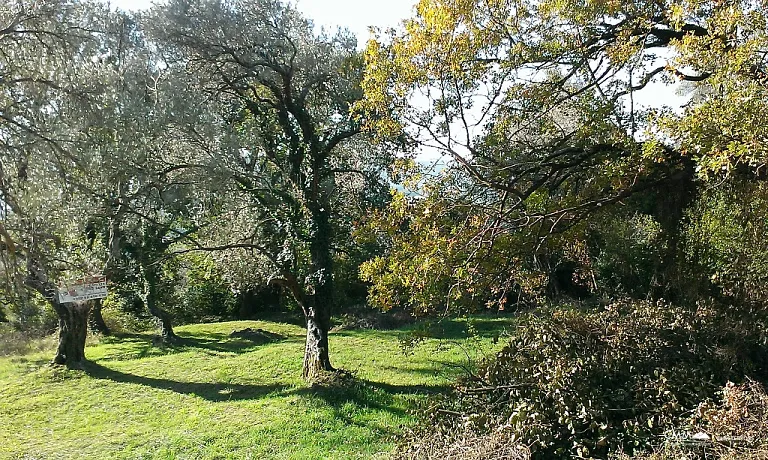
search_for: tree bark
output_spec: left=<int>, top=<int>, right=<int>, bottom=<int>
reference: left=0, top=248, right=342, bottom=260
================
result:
left=52, top=302, right=92, bottom=368
left=24, top=274, right=91, bottom=368
left=302, top=308, right=334, bottom=379
left=301, top=205, right=335, bottom=380
left=88, top=298, right=110, bottom=335
left=140, top=263, right=177, bottom=343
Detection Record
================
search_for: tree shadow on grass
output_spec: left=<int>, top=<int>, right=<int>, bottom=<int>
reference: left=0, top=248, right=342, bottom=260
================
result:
left=84, top=358, right=448, bottom=416
left=412, top=317, right=518, bottom=340
left=81, top=361, right=452, bottom=439
left=173, top=334, right=284, bottom=355
left=84, top=361, right=289, bottom=402
left=96, top=331, right=288, bottom=360
left=287, top=378, right=451, bottom=435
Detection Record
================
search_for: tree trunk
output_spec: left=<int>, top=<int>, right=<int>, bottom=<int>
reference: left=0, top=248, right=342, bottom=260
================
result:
left=302, top=205, right=335, bottom=380
left=88, top=298, right=110, bottom=335
left=52, top=302, right=92, bottom=369
left=652, top=158, right=697, bottom=300
left=140, top=263, right=177, bottom=343
left=24, top=274, right=91, bottom=368
left=302, top=301, right=334, bottom=380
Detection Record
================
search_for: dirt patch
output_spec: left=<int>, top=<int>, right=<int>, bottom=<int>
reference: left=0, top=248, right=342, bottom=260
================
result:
left=331, top=310, right=415, bottom=332
left=229, top=328, right=285, bottom=344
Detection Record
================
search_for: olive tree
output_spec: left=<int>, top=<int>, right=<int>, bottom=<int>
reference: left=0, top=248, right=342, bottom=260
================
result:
left=146, top=0, right=391, bottom=379
left=0, top=0, right=117, bottom=367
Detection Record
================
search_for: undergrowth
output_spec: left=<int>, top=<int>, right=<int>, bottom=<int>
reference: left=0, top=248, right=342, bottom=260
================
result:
left=400, top=300, right=768, bottom=459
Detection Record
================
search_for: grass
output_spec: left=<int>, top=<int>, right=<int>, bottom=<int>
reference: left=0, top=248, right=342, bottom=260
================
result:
left=0, top=315, right=516, bottom=459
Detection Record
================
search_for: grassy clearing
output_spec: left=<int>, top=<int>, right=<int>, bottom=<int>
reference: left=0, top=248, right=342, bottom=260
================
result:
left=0, top=316, right=516, bottom=459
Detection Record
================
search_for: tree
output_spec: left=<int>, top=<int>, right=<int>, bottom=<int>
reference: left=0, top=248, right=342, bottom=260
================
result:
left=358, top=0, right=768, bottom=309
left=0, top=0, right=118, bottom=367
left=146, top=0, right=392, bottom=379
left=73, top=9, right=217, bottom=343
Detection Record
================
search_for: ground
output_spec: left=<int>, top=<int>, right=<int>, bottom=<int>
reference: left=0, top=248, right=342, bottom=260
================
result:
left=0, top=317, right=515, bottom=459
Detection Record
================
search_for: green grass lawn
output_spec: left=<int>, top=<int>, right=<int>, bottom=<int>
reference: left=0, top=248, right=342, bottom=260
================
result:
left=0, top=316, right=516, bottom=459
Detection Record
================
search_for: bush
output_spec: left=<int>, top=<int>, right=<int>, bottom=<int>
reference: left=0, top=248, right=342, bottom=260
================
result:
left=410, top=300, right=768, bottom=458
left=690, top=379, right=768, bottom=458
left=100, top=301, right=155, bottom=334
left=684, top=181, right=768, bottom=308
left=622, top=380, right=768, bottom=460
left=164, top=255, right=238, bottom=324
left=589, top=213, right=667, bottom=298
left=2, top=294, right=58, bottom=335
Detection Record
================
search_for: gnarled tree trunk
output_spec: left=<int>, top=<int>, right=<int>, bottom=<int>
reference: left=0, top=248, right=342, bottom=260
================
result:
left=140, top=263, right=177, bottom=343
left=302, top=300, right=334, bottom=380
left=88, top=298, right=110, bottom=335
left=25, top=275, right=91, bottom=368
left=52, top=302, right=92, bottom=368
left=301, top=205, right=335, bottom=380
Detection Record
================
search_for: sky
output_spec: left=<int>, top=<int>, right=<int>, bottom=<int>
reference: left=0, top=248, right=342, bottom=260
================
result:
left=109, top=0, right=683, bottom=110
left=109, top=0, right=418, bottom=48
left=108, top=0, right=686, bottom=165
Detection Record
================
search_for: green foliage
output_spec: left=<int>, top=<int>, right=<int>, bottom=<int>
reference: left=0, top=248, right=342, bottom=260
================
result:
left=1, top=294, right=58, bottom=335
left=416, top=300, right=768, bottom=458
left=684, top=181, right=768, bottom=307
left=588, top=212, right=667, bottom=298
left=359, top=180, right=550, bottom=317
left=163, top=254, right=238, bottom=324
left=356, top=0, right=768, bottom=317
left=100, top=297, right=155, bottom=334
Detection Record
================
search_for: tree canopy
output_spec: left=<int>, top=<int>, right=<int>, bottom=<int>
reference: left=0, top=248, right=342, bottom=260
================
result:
left=357, top=0, right=768, bottom=314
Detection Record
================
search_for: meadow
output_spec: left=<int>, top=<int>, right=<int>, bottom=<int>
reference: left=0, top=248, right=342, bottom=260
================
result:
left=0, top=317, right=515, bottom=459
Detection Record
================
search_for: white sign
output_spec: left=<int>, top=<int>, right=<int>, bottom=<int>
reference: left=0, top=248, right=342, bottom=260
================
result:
left=58, top=275, right=108, bottom=303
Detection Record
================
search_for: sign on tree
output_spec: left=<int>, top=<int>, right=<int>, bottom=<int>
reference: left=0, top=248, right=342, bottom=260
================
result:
left=58, top=276, right=108, bottom=303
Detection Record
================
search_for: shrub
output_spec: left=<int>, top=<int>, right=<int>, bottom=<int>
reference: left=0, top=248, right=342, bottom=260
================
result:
left=2, top=294, right=58, bottom=335
left=411, top=300, right=768, bottom=458
left=100, top=301, right=155, bottom=334
left=164, top=255, right=238, bottom=324
left=621, top=380, right=768, bottom=460
left=684, top=181, right=768, bottom=307
left=589, top=213, right=667, bottom=298
left=691, top=379, right=768, bottom=458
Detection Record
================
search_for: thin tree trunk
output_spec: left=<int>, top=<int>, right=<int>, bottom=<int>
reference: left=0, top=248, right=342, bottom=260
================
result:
left=88, top=298, right=110, bottom=335
left=140, top=263, right=177, bottom=343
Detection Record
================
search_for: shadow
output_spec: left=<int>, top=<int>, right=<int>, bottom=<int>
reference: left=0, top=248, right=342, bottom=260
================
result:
left=84, top=361, right=289, bottom=402
left=400, top=316, right=518, bottom=341
left=96, top=330, right=290, bottom=361
left=9, top=356, right=51, bottom=367
left=173, top=334, right=284, bottom=355
left=365, top=380, right=449, bottom=395
left=84, top=360, right=449, bottom=421
left=376, top=364, right=454, bottom=377
left=330, top=315, right=518, bottom=341
left=286, top=378, right=451, bottom=436
left=290, top=378, right=449, bottom=413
